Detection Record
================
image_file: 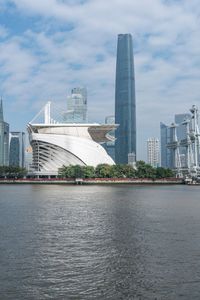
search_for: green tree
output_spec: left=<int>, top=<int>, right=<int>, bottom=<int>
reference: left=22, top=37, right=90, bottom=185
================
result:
left=0, top=166, right=27, bottom=178
left=95, top=164, right=112, bottom=178
left=82, top=166, right=95, bottom=178
left=136, top=161, right=156, bottom=179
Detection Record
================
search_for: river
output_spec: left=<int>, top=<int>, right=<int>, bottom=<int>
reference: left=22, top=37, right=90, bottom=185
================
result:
left=0, top=184, right=200, bottom=299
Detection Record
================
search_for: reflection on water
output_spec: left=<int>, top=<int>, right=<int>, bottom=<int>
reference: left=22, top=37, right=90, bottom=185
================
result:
left=1, top=184, right=200, bottom=299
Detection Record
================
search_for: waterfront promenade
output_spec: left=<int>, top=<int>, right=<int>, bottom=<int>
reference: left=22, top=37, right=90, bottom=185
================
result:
left=0, top=177, right=183, bottom=184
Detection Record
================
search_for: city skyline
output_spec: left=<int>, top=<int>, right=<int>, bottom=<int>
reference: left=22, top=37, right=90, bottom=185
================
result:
left=0, top=0, right=200, bottom=160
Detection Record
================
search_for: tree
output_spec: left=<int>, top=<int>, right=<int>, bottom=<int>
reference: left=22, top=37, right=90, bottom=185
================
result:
left=82, top=166, right=95, bottom=178
left=156, top=167, right=174, bottom=178
left=0, top=166, right=27, bottom=178
left=95, top=164, right=112, bottom=178
left=136, top=161, right=156, bottom=179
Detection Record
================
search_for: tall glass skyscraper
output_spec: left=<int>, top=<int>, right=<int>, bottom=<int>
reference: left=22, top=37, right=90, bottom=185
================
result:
left=115, top=34, right=136, bottom=164
left=64, top=87, right=87, bottom=123
left=0, top=99, right=9, bottom=166
left=9, top=132, right=25, bottom=168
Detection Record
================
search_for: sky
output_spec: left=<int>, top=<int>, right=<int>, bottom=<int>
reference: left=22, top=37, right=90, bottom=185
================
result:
left=0, top=0, right=200, bottom=160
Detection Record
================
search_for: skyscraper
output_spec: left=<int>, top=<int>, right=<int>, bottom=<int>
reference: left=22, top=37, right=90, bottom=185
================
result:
left=175, top=113, right=191, bottom=141
left=9, top=132, right=25, bottom=168
left=160, top=113, right=192, bottom=169
left=0, top=99, right=9, bottom=166
left=115, top=34, right=136, bottom=164
left=175, top=114, right=191, bottom=167
left=147, top=138, right=160, bottom=168
left=160, top=122, right=173, bottom=169
left=64, top=87, right=87, bottom=123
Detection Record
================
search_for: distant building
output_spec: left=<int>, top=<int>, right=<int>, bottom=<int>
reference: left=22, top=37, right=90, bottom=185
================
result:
left=160, top=113, right=192, bottom=169
left=103, top=115, right=115, bottom=162
left=25, top=145, right=33, bottom=171
left=64, top=87, right=87, bottom=123
left=175, top=114, right=191, bottom=167
left=115, top=34, right=136, bottom=164
left=160, top=122, right=173, bottom=169
left=0, top=99, right=9, bottom=166
left=147, top=138, right=159, bottom=168
left=9, top=132, right=25, bottom=168
left=128, top=152, right=136, bottom=168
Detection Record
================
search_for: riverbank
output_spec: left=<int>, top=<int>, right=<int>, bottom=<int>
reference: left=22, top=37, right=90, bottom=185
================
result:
left=0, top=178, right=184, bottom=184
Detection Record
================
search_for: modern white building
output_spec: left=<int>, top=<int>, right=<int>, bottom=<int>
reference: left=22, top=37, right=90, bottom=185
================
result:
left=147, top=138, right=160, bottom=168
left=27, top=102, right=117, bottom=175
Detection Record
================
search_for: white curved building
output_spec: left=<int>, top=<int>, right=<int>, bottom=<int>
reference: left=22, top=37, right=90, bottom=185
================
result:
left=27, top=123, right=117, bottom=175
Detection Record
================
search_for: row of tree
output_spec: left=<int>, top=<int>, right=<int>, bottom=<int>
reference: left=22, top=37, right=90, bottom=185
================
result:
left=59, top=161, right=174, bottom=179
left=0, top=166, right=27, bottom=178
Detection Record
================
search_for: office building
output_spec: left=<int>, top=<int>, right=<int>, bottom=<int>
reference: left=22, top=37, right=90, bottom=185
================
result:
left=147, top=138, right=160, bottom=168
left=160, top=114, right=192, bottom=169
left=0, top=99, right=9, bottom=166
left=175, top=114, right=191, bottom=140
left=160, top=122, right=174, bottom=168
left=25, top=145, right=33, bottom=171
left=115, top=33, right=136, bottom=164
left=64, top=87, right=87, bottom=123
left=9, top=132, right=25, bottom=168
left=175, top=114, right=191, bottom=167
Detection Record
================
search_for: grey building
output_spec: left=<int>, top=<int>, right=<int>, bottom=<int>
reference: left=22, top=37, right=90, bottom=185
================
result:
left=160, top=122, right=173, bottom=169
left=9, top=132, right=25, bottom=168
left=103, top=115, right=115, bottom=162
left=64, top=87, right=87, bottom=123
left=115, top=33, right=136, bottom=164
left=175, top=114, right=191, bottom=167
left=175, top=114, right=191, bottom=140
left=160, top=114, right=192, bottom=169
left=0, top=99, right=9, bottom=166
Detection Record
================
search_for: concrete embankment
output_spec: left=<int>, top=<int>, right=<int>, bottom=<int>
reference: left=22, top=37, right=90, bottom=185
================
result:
left=0, top=178, right=184, bottom=185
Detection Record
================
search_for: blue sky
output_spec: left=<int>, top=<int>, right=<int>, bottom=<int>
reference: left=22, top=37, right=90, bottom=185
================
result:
left=0, top=0, right=200, bottom=160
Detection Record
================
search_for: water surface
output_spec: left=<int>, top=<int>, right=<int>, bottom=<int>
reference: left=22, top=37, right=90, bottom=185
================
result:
left=0, top=184, right=200, bottom=299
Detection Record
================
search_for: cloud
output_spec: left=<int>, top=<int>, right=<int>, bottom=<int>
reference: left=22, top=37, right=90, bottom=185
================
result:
left=0, top=0, right=200, bottom=160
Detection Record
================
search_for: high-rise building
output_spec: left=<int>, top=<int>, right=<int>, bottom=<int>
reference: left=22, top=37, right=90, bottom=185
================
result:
left=160, top=122, right=173, bottom=169
left=25, top=145, right=33, bottom=171
left=175, top=114, right=191, bottom=140
left=115, top=33, right=136, bottom=164
left=160, top=114, right=192, bottom=169
left=147, top=138, right=160, bottom=168
left=103, top=115, right=115, bottom=161
left=9, top=132, right=25, bottom=168
left=64, top=87, right=87, bottom=123
left=0, top=99, right=9, bottom=166
left=175, top=114, right=191, bottom=167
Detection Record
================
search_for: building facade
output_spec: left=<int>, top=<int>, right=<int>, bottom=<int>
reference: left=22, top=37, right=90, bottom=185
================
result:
left=160, top=122, right=174, bottom=168
left=160, top=114, right=192, bottom=169
left=64, top=87, right=87, bottom=123
left=0, top=100, right=9, bottom=166
left=175, top=114, right=191, bottom=167
left=25, top=145, right=33, bottom=171
left=28, top=123, right=117, bottom=175
left=9, top=132, right=25, bottom=168
left=147, top=138, right=160, bottom=168
left=115, top=33, right=136, bottom=164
